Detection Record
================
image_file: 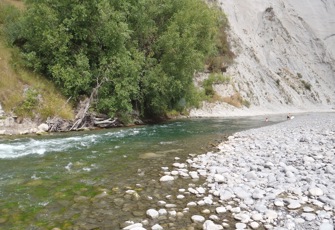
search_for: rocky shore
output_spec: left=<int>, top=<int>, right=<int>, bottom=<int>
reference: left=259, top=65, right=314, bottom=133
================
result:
left=123, top=113, right=334, bottom=230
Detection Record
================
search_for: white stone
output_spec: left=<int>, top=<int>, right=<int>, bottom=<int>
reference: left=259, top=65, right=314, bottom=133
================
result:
left=303, top=206, right=314, bottom=212
left=319, top=222, right=334, bottom=230
left=123, top=223, right=143, bottom=230
left=301, top=212, right=316, bottom=221
left=196, top=187, right=206, bottom=194
left=159, top=175, right=174, bottom=182
left=214, top=174, right=225, bottom=183
left=216, top=206, right=227, bottom=214
left=158, top=209, right=167, bottom=216
left=235, top=223, right=247, bottom=229
left=204, top=197, right=213, bottom=205
left=287, top=200, right=301, bottom=209
left=189, top=171, right=199, bottom=179
left=251, top=213, right=263, bottom=221
left=177, top=194, right=185, bottom=199
left=234, top=212, right=250, bottom=223
left=38, top=123, right=49, bottom=132
left=265, top=210, right=278, bottom=222
left=209, top=215, right=220, bottom=221
left=187, top=202, right=197, bottom=207
left=146, top=209, right=159, bottom=219
left=171, top=170, right=179, bottom=176
left=231, top=207, right=241, bottom=213
left=157, top=200, right=166, bottom=206
left=274, top=199, right=284, bottom=207
left=165, top=203, right=176, bottom=208
left=197, top=200, right=206, bottom=206
left=220, top=190, right=233, bottom=200
left=191, top=215, right=205, bottom=223
left=169, top=210, right=177, bottom=217
left=188, top=187, right=198, bottom=194
left=309, top=187, right=324, bottom=196
left=151, top=224, right=163, bottom=230
left=203, top=220, right=223, bottom=230
left=125, top=190, right=136, bottom=195
left=202, top=209, right=211, bottom=214
left=249, top=222, right=260, bottom=229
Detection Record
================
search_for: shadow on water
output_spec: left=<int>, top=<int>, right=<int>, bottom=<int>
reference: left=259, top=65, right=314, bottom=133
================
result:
left=0, top=115, right=285, bottom=229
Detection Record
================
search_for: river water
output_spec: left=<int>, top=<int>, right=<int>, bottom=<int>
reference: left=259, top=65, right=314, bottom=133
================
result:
left=0, top=116, right=283, bottom=229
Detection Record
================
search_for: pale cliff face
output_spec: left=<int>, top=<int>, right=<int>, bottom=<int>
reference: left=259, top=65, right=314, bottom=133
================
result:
left=191, top=0, right=335, bottom=117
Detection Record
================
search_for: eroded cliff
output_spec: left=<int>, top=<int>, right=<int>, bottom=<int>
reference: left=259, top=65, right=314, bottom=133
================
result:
left=191, top=0, right=335, bottom=116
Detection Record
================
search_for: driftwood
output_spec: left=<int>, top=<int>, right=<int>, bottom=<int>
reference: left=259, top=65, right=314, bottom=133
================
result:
left=47, top=117, right=73, bottom=132
left=70, top=80, right=102, bottom=131
left=93, top=117, right=121, bottom=128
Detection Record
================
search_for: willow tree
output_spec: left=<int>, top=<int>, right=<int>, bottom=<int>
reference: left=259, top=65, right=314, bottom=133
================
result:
left=9, top=0, right=227, bottom=121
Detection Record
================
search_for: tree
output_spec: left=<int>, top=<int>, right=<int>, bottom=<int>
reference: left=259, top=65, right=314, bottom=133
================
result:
left=8, top=0, right=227, bottom=121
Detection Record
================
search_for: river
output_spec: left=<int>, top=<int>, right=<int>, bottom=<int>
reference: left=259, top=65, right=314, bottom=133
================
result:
left=0, top=116, right=283, bottom=229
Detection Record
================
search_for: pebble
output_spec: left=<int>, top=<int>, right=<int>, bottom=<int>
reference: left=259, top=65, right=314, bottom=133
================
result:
left=235, top=223, right=247, bottom=229
left=309, top=187, right=324, bottom=196
left=319, top=222, right=334, bottom=230
left=203, top=220, right=223, bottom=230
left=159, top=175, right=174, bottom=182
left=215, top=206, right=227, bottom=214
left=151, top=224, right=163, bottom=230
left=287, top=200, right=301, bottom=209
left=191, top=215, right=205, bottom=223
left=249, top=222, right=260, bottom=229
left=146, top=209, right=159, bottom=219
left=126, top=113, right=335, bottom=230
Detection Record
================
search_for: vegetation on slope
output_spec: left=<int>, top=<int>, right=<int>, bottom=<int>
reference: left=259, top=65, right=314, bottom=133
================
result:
left=2, top=0, right=232, bottom=124
left=0, top=1, right=74, bottom=121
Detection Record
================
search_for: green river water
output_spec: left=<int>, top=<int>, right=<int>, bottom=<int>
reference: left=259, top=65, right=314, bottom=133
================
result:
left=0, top=116, right=283, bottom=229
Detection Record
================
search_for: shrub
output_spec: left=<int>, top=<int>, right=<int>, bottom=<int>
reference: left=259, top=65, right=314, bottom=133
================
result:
left=202, top=73, right=230, bottom=96
left=301, top=80, right=311, bottom=91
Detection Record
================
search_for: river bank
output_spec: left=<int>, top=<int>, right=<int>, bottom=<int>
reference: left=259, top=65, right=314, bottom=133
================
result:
left=123, top=112, right=335, bottom=229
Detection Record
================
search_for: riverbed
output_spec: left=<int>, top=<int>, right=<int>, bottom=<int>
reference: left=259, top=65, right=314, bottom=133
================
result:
left=0, top=116, right=286, bottom=229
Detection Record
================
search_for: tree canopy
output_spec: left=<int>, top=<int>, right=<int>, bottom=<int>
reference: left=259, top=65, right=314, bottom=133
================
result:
left=8, top=0, right=228, bottom=121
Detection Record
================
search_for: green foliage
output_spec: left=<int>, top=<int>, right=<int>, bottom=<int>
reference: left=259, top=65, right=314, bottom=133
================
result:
left=203, top=73, right=230, bottom=96
left=15, top=88, right=39, bottom=117
left=0, top=2, right=21, bottom=40
left=6, top=0, right=228, bottom=121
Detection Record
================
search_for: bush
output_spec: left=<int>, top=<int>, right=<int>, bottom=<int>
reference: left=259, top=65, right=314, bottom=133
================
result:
left=14, top=88, right=39, bottom=117
left=7, top=0, right=229, bottom=121
left=202, top=73, right=230, bottom=96
left=301, top=80, right=311, bottom=91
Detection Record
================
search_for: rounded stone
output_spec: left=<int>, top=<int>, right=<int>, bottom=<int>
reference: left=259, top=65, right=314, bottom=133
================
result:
left=287, top=200, right=301, bottom=209
left=249, top=222, right=260, bottom=229
left=309, top=187, right=323, bottom=196
left=160, top=175, right=174, bottom=182
left=235, top=223, right=247, bottom=229
left=191, top=215, right=205, bottom=223
left=319, top=222, right=334, bottom=230
left=216, top=206, right=227, bottom=214
left=146, top=209, right=159, bottom=219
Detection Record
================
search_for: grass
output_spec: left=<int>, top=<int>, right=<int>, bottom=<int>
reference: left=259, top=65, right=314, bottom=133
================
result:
left=0, top=1, right=74, bottom=120
left=2, top=0, right=25, bottom=10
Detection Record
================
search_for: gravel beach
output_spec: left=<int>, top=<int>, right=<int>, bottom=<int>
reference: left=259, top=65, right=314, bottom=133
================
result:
left=124, top=113, right=335, bottom=230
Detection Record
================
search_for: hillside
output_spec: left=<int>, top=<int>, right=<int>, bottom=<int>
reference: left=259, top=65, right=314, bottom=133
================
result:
left=190, top=0, right=335, bottom=117
left=0, top=1, right=74, bottom=134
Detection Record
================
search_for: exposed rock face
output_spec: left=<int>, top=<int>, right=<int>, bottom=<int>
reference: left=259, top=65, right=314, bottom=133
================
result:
left=191, top=0, right=335, bottom=116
